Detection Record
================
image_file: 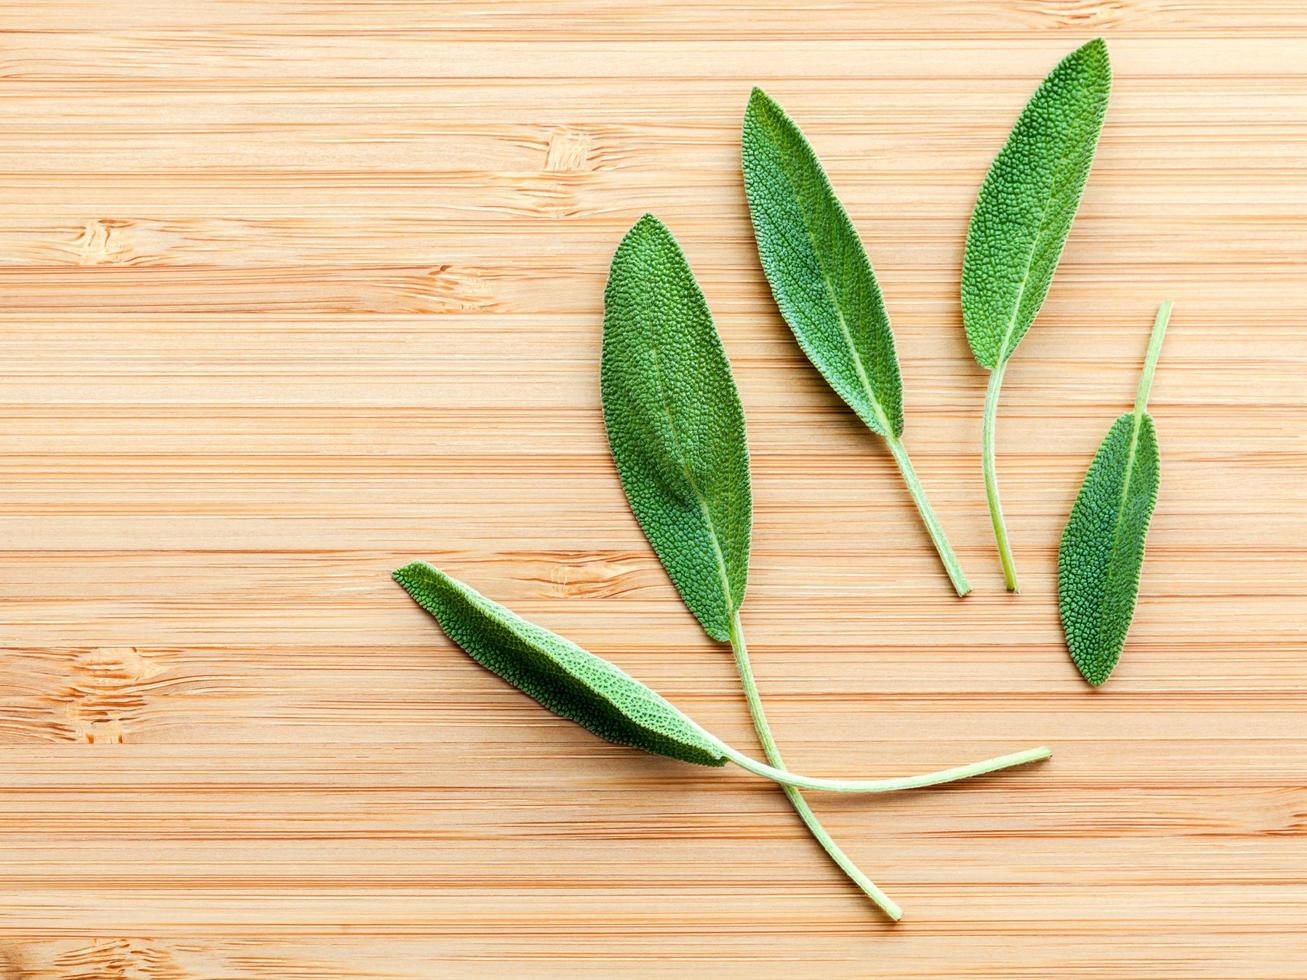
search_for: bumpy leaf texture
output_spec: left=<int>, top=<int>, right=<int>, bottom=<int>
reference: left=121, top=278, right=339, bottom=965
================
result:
left=601, top=214, right=751, bottom=642
left=962, top=39, right=1111, bottom=369
left=742, top=88, right=903, bottom=438
left=394, top=561, right=728, bottom=765
left=1058, top=414, right=1159, bottom=686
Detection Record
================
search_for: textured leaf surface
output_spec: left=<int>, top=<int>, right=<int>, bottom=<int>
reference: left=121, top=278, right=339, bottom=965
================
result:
left=962, top=39, right=1111, bottom=369
left=602, top=214, right=751, bottom=642
left=742, top=88, right=903, bottom=438
left=1058, top=413, right=1160, bottom=686
left=394, top=561, right=728, bottom=766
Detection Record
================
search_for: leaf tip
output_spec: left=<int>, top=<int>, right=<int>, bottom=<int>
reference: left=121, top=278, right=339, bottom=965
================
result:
left=620, top=213, right=672, bottom=252
left=392, top=560, right=439, bottom=594
left=745, top=85, right=781, bottom=123
left=1071, top=36, right=1111, bottom=78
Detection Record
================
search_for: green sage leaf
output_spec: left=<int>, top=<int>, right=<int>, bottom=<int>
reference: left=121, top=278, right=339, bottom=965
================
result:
left=601, top=214, right=905, bottom=916
left=962, top=38, right=1111, bottom=369
left=741, top=91, right=970, bottom=596
left=601, top=214, right=751, bottom=642
left=965, top=39, right=1112, bottom=593
left=393, top=561, right=728, bottom=766
left=1058, top=303, right=1170, bottom=687
left=742, top=88, right=902, bottom=438
left=393, top=562, right=1051, bottom=795
left=601, top=215, right=919, bottom=917
left=393, top=558, right=1052, bottom=920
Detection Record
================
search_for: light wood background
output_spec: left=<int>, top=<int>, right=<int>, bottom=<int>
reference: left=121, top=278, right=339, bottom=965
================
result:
left=2, top=2, right=1305, bottom=977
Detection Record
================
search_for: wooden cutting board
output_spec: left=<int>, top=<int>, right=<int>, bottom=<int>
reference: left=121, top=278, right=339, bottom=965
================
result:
left=1, top=3, right=1304, bottom=976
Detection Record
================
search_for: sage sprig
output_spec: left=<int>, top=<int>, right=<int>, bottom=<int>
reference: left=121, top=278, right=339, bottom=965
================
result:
left=600, top=213, right=895, bottom=917
left=962, top=39, right=1112, bottom=591
left=598, top=215, right=1054, bottom=920
left=741, top=88, right=971, bottom=597
left=1058, top=303, right=1172, bottom=687
left=394, top=561, right=1051, bottom=792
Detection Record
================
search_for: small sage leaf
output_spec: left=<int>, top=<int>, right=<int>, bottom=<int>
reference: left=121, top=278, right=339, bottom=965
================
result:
left=393, top=561, right=728, bottom=766
left=1058, top=303, right=1171, bottom=687
left=963, top=39, right=1112, bottom=593
left=601, top=214, right=751, bottom=642
left=961, top=38, right=1111, bottom=370
left=742, top=89, right=969, bottom=596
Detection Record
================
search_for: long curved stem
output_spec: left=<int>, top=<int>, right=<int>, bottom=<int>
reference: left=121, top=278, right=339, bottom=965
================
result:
left=728, top=614, right=902, bottom=921
left=883, top=434, right=971, bottom=597
left=983, top=360, right=1020, bottom=592
left=713, top=739, right=1051, bottom=794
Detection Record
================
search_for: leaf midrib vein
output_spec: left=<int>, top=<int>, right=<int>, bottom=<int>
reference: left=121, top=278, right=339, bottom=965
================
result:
left=648, top=342, right=736, bottom=622
left=992, top=92, right=1101, bottom=368
left=1088, top=412, right=1148, bottom=667
left=768, top=120, right=892, bottom=435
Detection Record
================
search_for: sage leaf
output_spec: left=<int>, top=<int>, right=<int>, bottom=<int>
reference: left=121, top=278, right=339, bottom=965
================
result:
left=962, top=39, right=1112, bottom=369
left=742, top=88, right=970, bottom=597
left=1058, top=303, right=1171, bottom=687
left=962, top=39, right=1112, bottom=591
left=601, top=213, right=750, bottom=643
left=393, top=560, right=728, bottom=766
left=394, top=561, right=1051, bottom=792
left=601, top=214, right=899, bottom=918
left=742, top=89, right=901, bottom=438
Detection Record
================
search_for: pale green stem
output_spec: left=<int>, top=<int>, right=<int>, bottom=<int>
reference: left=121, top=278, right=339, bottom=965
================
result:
left=728, top=613, right=903, bottom=921
left=716, top=741, right=1051, bottom=794
left=982, top=359, right=1020, bottom=592
left=1134, top=302, right=1173, bottom=417
left=883, top=434, right=971, bottom=598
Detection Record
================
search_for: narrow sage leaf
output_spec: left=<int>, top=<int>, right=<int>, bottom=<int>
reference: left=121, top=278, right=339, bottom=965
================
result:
left=742, top=88, right=970, bottom=597
left=393, top=560, right=728, bottom=767
left=601, top=214, right=900, bottom=919
left=394, top=561, right=1051, bottom=792
left=962, top=39, right=1112, bottom=591
left=1058, top=303, right=1171, bottom=687
left=601, top=213, right=750, bottom=642
left=742, top=88, right=901, bottom=438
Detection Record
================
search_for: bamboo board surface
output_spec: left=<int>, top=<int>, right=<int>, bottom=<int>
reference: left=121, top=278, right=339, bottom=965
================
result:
left=1, top=2, right=1305, bottom=977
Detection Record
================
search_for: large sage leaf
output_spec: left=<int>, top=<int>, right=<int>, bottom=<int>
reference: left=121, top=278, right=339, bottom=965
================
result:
left=601, top=213, right=904, bottom=917
left=1058, top=303, right=1170, bottom=686
left=393, top=561, right=728, bottom=766
left=601, top=214, right=751, bottom=642
left=962, top=39, right=1112, bottom=592
left=961, top=38, right=1111, bottom=369
left=741, top=90, right=969, bottom=596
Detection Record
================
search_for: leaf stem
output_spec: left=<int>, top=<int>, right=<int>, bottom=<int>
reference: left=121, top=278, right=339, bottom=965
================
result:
left=883, top=435, right=971, bottom=597
left=1134, top=301, right=1173, bottom=417
left=717, top=740, right=1052, bottom=795
left=728, top=613, right=902, bottom=921
left=982, top=360, right=1020, bottom=592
